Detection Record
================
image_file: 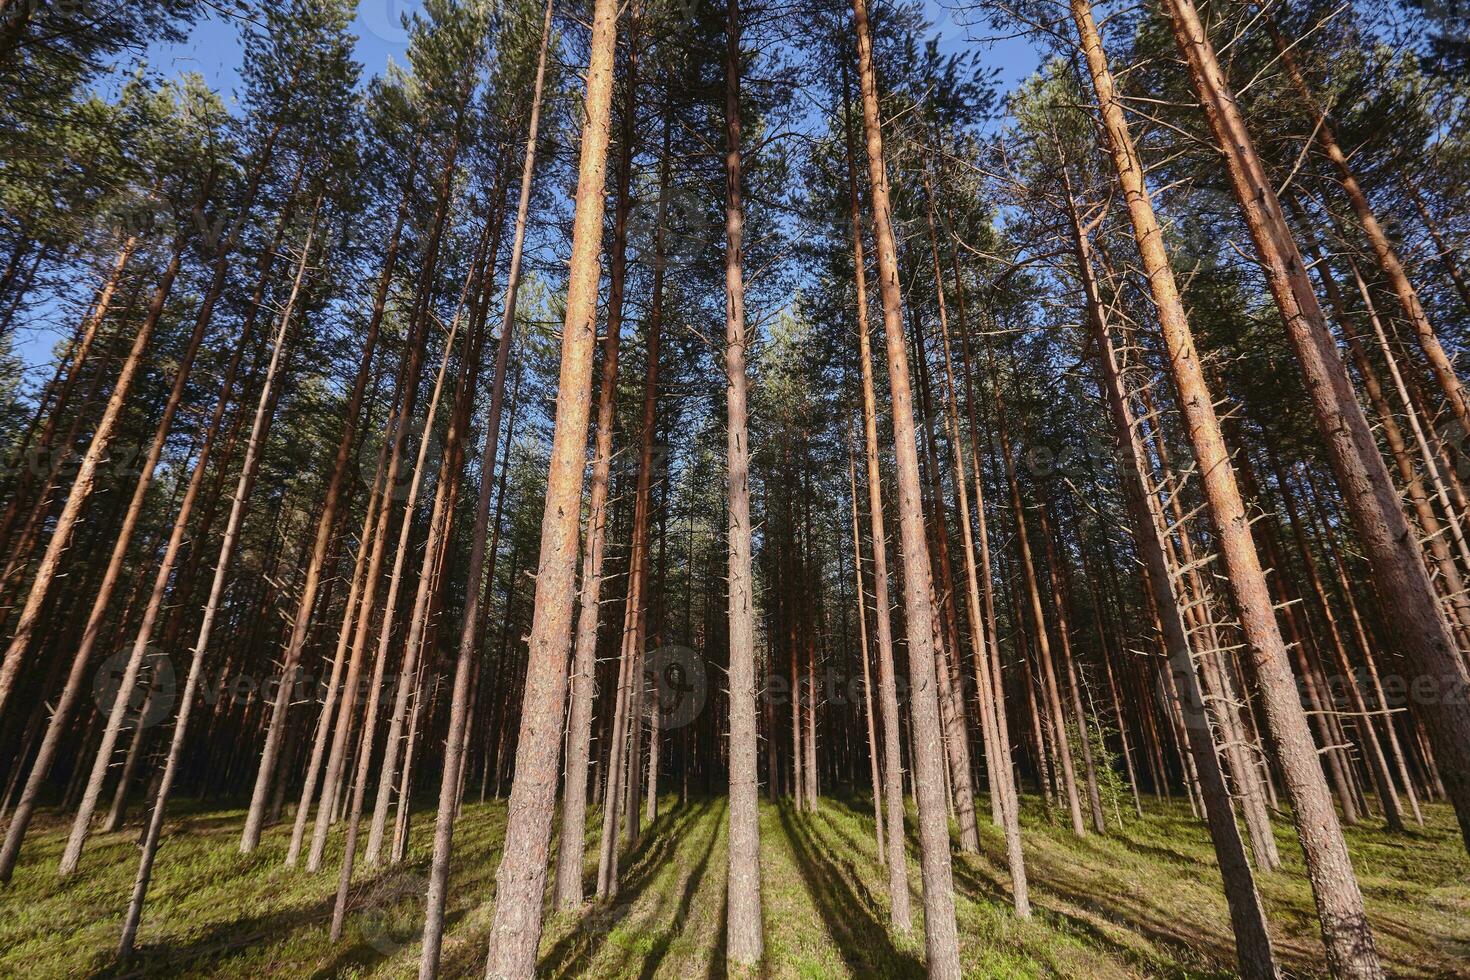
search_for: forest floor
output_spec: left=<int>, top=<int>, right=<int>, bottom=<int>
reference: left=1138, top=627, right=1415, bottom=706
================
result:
left=2, top=791, right=1467, bottom=978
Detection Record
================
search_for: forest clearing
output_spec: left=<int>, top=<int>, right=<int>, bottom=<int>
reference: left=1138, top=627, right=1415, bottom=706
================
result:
left=2, top=0, right=1469, bottom=976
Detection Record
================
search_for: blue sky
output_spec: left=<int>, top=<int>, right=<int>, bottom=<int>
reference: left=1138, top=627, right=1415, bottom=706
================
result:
left=17, top=0, right=1040, bottom=373
left=156, top=0, right=1042, bottom=108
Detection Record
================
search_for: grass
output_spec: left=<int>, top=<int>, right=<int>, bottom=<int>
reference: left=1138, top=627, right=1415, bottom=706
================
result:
left=1, top=791, right=1466, bottom=978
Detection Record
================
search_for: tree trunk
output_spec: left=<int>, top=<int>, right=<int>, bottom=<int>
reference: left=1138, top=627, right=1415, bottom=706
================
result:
left=1260, top=11, right=1470, bottom=435
left=992, top=352, right=1087, bottom=837
left=1037, top=499, right=1107, bottom=834
left=308, top=117, right=468, bottom=879
left=239, top=138, right=423, bottom=853
left=1293, top=212, right=1470, bottom=643
left=1161, top=0, right=1470, bottom=863
left=0, top=219, right=196, bottom=724
left=1075, top=202, right=1278, bottom=976
left=722, top=0, right=763, bottom=963
left=481, top=0, right=618, bottom=969
left=578, top=23, right=641, bottom=895
left=852, top=0, right=961, bottom=970
left=1070, top=0, right=1382, bottom=970
left=118, top=203, right=317, bottom=956
left=56, top=260, right=271, bottom=876
left=327, top=239, right=475, bottom=936
left=847, top=449, right=886, bottom=866
left=418, top=7, right=549, bottom=970
left=841, top=55, right=913, bottom=929
left=0, top=165, right=313, bottom=878
left=0, top=233, right=135, bottom=561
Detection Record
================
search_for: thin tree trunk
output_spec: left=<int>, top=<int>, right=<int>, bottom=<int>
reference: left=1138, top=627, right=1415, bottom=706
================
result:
left=118, top=203, right=318, bottom=957
left=286, top=451, right=379, bottom=865
left=1293, top=213, right=1470, bottom=642
left=1272, top=455, right=1405, bottom=831
left=841, top=56, right=913, bottom=929
left=949, top=243, right=1025, bottom=847
left=1038, top=499, right=1107, bottom=834
left=852, top=0, right=960, bottom=969
left=327, top=240, right=476, bottom=936
left=1161, top=0, right=1470, bottom=863
left=240, top=139, right=422, bottom=853
left=722, top=0, right=763, bottom=962
left=418, top=5, right=548, bottom=967
left=1069, top=1, right=1381, bottom=971
left=481, top=0, right=618, bottom=968
left=0, top=158, right=308, bottom=877
left=1260, top=11, right=1470, bottom=435
left=57, top=266, right=269, bottom=876
left=366, top=209, right=502, bottom=868
left=915, top=186, right=980, bottom=851
left=0, top=218, right=198, bottom=724
left=992, top=354, right=1087, bottom=837
left=847, top=449, right=886, bottom=866
left=0, top=233, right=135, bottom=557
left=308, top=114, right=468, bottom=878
left=1078, top=209, right=1278, bottom=976
left=1407, top=180, right=1470, bottom=314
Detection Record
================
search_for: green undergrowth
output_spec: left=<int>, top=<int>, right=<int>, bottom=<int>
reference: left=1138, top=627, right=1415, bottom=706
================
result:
left=1, top=792, right=1465, bottom=978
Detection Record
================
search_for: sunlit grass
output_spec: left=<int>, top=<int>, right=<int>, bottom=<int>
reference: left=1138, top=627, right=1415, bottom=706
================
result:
left=1, top=791, right=1464, bottom=977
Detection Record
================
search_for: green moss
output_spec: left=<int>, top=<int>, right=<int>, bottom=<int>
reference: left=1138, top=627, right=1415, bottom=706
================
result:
left=2, top=793, right=1463, bottom=977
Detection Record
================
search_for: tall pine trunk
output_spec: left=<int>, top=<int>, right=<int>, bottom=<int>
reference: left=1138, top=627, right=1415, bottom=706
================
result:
left=481, top=0, right=618, bottom=968
left=722, top=0, right=763, bottom=962
left=1160, top=0, right=1470, bottom=859
left=1068, top=1, right=1381, bottom=971
left=852, top=0, right=961, bottom=970
left=418, top=4, right=550, bottom=970
left=238, top=138, right=423, bottom=852
left=0, top=214, right=199, bottom=724
left=118, top=202, right=318, bottom=956
left=1071, top=189, right=1277, bottom=976
left=842, top=57, right=914, bottom=929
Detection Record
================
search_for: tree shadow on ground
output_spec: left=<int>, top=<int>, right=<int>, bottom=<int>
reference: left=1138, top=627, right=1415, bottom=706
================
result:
left=86, top=877, right=352, bottom=979
left=777, top=802, right=923, bottom=979
left=635, top=797, right=723, bottom=980
left=946, top=822, right=1236, bottom=979
left=536, top=796, right=717, bottom=979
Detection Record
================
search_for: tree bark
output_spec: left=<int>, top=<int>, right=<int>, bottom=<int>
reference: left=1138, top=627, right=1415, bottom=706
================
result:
left=852, top=0, right=961, bottom=970
left=1069, top=0, right=1382, bottom=971
left=722, top=0, right=763, bottom=963
left=848, top=448, right=886, bottom=866
left=481, top=0, right=618, bottom=968
left=1161, top=0, right=1470, bottom=864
